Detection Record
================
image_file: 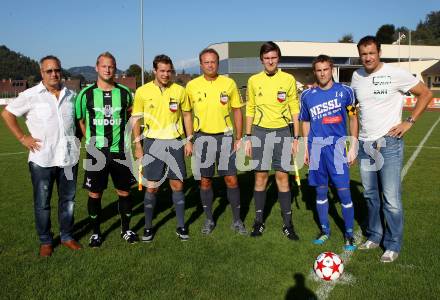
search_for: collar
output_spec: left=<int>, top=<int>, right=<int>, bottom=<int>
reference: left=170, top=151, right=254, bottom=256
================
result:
left=35, top=81, right=70, bottom=99
left=36, top=81, right=67, bottom=93
left=264, top=69, right=280, bottom=77
left=153, top=80, right=172, bottom=90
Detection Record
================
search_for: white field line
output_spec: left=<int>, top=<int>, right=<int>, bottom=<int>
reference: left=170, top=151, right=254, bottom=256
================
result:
left=0, top=151, right=27, bottom=156
left=315, top=115, right=440, bottom=300
left=406, top=145, right=440, bottom=149
left=402, top=117, right=440, bottom=178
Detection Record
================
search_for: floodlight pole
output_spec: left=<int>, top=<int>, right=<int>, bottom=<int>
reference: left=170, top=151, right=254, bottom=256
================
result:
left=409, top=30, right=412, bottom=73
left=140, top=0, right=145, bottom=85
left=393, top=32, right=406, bottom=67
left=398, top=32, right=401, bottom=66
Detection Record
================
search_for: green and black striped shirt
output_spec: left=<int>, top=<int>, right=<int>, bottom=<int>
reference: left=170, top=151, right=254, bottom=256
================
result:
left=75, top=83, right=133, bottom=152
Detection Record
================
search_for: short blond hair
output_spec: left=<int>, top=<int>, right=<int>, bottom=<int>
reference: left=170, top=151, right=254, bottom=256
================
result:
left=96, top=51, right=116, bottom=66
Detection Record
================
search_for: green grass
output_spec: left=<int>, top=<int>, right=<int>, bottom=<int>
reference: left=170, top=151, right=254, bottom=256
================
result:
left=0, top=111, right=439, bottom=299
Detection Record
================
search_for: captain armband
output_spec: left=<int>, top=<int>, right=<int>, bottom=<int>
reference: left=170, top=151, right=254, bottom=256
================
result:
left=346, top=105, right=357, bottom=116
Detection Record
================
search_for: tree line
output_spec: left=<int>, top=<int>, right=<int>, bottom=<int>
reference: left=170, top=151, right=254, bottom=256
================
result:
left=339, top=10, right=440, bottom=45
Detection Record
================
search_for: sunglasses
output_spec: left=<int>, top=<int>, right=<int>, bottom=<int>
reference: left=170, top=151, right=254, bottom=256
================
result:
left=43, top=68, right=61, bottom=74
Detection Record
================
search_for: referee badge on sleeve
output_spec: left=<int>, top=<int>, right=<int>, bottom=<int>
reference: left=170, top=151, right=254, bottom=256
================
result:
left=220, top=92, right=229, bottom=105
left=277, top=91, right=286, bottom=103
left=169, top=99, right=178, bottom=112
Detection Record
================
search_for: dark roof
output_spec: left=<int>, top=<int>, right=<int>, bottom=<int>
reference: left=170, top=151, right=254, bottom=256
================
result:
left=422, top=61, right=440, bottom=76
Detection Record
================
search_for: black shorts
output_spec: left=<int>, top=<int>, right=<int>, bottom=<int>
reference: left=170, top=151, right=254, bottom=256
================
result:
left=83, top=147, right=136, bottom=193
left=251, top=125, right=293, bottom=172
left=142, top=138, right=187, bottom=181
left=193, top=132, right=237, bottom=178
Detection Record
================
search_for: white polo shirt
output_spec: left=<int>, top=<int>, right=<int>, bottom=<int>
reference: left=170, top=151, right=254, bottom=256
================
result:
left=351, top=63, right=419, bottom=141
left=6, top=82, right=79, bottom=167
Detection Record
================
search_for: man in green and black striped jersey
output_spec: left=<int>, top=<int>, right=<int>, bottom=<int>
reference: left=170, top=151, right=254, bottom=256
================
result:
left=75, top=52, right=139, bottom=247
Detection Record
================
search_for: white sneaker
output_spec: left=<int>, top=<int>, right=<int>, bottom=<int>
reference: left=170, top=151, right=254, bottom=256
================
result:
left=380, top=250, right=399, bottom=263
left=359, top=240, right=379, bottom=250
left=201, top=219, right=215, bottom=235
left=231, top=220, right=248, bottom=235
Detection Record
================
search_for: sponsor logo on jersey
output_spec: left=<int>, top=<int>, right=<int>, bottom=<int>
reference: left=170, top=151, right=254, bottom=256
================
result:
left=92, top=105, right=123, bottom=125
left=220, top=92, right=229, bottom=105
left=322, top=115, right=343, bottom=124
left=373, top=76, right=391, bottom=86
left=310, top=99, right=341, bottom=118
left=92, top=118, right=122, bottom=126
left=373, top=75, right=391, bottom=95
left=277, top=91, right=286, bottom=102
left=93, top=105, right=122, bottom=118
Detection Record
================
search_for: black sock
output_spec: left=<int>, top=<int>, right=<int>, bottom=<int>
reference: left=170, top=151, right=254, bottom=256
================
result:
left=144, top=191, right=157, bottom=229
left=118, top=195, right=132, bottom=232
left=254, top=191, right=266, bottom=223
left=278, top=191, right=292, bottom=227
left=227, top=187, right=241, bottom=222
left=88, top=196, right=102, bottom=235
left=172, top=191, right=185, bottom=228
left=200, top=188, right=214, bottom=221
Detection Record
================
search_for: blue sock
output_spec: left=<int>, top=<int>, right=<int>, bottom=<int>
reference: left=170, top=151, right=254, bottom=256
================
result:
left=316, top=186, right=330, bottom=235
left=337, top=188, right=354, bottom=238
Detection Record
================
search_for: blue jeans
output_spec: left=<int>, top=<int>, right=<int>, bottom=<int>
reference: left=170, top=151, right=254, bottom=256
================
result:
left=358, top=136, right=404, bottom=252
left=29, top=162, right=78, bottom=244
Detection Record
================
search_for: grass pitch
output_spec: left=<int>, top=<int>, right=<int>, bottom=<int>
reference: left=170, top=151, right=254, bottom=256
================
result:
left=0, top=111, right=439, bottom=299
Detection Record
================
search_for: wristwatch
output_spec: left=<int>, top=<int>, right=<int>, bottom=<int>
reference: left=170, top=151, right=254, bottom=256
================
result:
left=242, top=134, right=252, bottom=141
left=405, top=116, right=416, bottom=124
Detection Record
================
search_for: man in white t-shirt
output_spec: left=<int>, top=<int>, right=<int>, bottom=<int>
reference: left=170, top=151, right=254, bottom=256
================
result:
left=351, top=36, right=432, bottom=263
left=1, top=55, right=82, bottom=257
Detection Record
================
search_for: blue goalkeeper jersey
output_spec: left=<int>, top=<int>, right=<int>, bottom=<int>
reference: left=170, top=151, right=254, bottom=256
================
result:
left=299, top=83, right=355, bottom=144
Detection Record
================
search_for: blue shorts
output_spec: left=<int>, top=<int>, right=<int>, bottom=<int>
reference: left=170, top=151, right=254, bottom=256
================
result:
left=307, top=142, right=349, bottom=188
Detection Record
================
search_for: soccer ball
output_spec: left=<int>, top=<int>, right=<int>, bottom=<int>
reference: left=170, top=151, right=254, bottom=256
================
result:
left=313, top=252, right=344, bottom=281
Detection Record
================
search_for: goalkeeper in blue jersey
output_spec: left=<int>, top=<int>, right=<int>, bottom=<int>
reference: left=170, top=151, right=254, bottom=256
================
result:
left=299, top=55, right=358, bottom=251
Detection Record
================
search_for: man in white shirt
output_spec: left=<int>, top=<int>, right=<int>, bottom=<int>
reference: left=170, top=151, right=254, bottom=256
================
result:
left=351, top=36, right=432, bottom=263
left=1, top=55, right=82, bottom=257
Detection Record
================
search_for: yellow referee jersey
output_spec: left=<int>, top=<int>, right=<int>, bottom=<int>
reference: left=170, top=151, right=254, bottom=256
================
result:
left=185, top=75, right=242, bottom=134
left=133, top=81, right=188, bottom=139
left=246, top=70, right=299, bottom=129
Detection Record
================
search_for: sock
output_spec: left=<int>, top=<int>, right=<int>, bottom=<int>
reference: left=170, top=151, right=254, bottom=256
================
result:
left=227, top=187, right=241, bottom=222
left=200, top=188, right=214, bottom=221
left=254, top=190, right=266, bottom=223
left=172, top=191, right=185, bottom=228
left=88, top=196, right=102, bottom=235
left=118, top=195, right=132, bottom=232
left=337, top=188, right=354, bottom=238
left=316, top=186, right=330, bottom=235
left=144, top=191, right=157, bottom=229
left=278, top=191, right=292, bottom=227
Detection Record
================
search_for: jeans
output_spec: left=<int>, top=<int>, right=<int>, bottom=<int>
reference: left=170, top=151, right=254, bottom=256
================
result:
left=29, top=162, right=78, bottom=244
left=358, top=136, right=404, bottom=252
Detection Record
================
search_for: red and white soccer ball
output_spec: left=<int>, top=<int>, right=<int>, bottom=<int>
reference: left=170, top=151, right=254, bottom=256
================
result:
left=313, top=252, right=344, bottom=281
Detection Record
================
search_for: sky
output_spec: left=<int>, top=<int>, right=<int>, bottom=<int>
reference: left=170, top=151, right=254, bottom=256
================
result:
left=1, top=0, right=438, bottom=72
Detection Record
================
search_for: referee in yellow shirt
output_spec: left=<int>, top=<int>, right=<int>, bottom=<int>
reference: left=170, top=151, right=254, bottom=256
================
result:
left=185, top=48, right=247, bottom=235
left=132, top=55, right=193, bottom=242
left=244, top=42, right=300, bottom=240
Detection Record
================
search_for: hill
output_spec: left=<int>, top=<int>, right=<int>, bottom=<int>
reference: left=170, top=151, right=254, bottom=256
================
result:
left=0, top=45, right=40, bottom=85
left=68, top=66, right=123, bottom=82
